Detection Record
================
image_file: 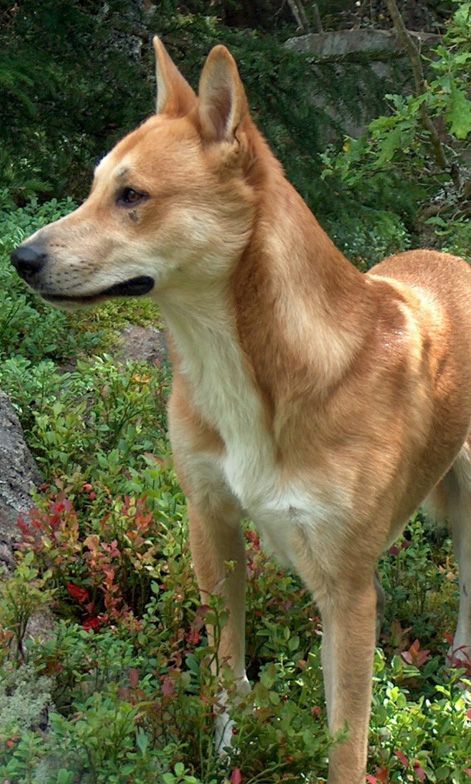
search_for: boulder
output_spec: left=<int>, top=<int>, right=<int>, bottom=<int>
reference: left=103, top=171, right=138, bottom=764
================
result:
left=285, top=28, right=440, bottom=62
left=117, top=325, right=168, bottom=365
left=0, top=392, right=41, bottom=553
left=283, top=28, right=440, bottom=140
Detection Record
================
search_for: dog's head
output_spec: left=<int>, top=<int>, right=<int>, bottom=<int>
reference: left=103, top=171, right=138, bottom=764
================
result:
left=11, top=41, right=264, bottom=308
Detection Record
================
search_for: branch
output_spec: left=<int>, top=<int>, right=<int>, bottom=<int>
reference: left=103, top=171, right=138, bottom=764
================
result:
left=385, top=0, right=450, bottom=176
left=312, top=3, right=323, bottom=33
left=287, top=0, right=311, bottom=33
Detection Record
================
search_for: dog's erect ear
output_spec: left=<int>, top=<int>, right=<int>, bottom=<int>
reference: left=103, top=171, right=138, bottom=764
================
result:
left=198, top=45, right=249, bottom=143
left=153, top=37, right=196, bottom=117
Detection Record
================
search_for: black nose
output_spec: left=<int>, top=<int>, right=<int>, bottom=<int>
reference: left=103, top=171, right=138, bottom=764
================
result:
left=11, top=243, right=48, bottom=281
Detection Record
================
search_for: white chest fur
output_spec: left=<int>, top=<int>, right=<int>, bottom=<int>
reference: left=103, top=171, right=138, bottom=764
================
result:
left=163, top=298, right=342, bottom=565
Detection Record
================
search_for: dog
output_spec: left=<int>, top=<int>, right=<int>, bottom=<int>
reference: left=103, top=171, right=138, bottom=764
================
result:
left=11, top=39, right=471, bottom=783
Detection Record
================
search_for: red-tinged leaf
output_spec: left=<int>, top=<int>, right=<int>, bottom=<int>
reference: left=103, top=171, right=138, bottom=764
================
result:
left=17, top=517, right=30, bottom=535
left=366, top=776, right=378, bottom=784
left=416, top=650, right=430, bottom=667
left=375, top=767, right=390, bottom=782
left=67, top=583, right=90, bottom=604
left=395, top=749, right=409, bottom=767
left=161, top=675, right=175, bottom=698
left=102, top=540, right=120, bottom=558
left=230, top=769, right=243, bottom=784
left=465, top=770, right=471, bottom=778
left=467, top=709, right=471, bottom=720
left=401, top=639, right=430, bottom=668
left=128, top=668, right=140, bottom=689
left=82, top=615, right=106, bottom=632
left=195, top=604, right=210, bottom=622
left=414, top=762, right=426, bottom=781
left=187, top=628, right=201, bottom=646
left=245, top=530, right=261, bottom=549
left=448, top=647, right=471, bottom=677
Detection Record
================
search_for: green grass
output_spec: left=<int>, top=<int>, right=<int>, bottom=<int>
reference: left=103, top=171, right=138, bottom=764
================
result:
left=0, top=199, right=470, bottom=783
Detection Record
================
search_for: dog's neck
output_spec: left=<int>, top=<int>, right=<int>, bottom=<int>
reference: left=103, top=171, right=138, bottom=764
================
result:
left=159, top=145, right=372, bottom=435
left=233, top=162, right=372, bottom=409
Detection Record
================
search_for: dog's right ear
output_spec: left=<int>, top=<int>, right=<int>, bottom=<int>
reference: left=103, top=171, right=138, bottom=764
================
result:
left=153, top=37, right=196, bottom=117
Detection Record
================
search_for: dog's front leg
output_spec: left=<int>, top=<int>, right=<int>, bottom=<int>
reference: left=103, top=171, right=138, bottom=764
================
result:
left=319, top=576, right=377, bottom=784
left=188, top=501, right=249, bottom=750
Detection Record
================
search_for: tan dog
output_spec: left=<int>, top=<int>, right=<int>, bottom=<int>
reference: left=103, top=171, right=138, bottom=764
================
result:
left=11, top=40, right=471, bottom=783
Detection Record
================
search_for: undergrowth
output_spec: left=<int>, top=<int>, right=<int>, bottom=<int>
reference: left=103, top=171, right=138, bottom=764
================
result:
left=0, top=192, right=470, bottom=782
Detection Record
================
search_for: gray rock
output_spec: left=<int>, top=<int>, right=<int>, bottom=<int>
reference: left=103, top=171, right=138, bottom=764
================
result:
left=285, top=29, right=440, bottom=62
left=117, top=325, right=168, bottom=365
left=283, top=28, right=440, bottom=141
left=0, top=391, right=42, bottom=549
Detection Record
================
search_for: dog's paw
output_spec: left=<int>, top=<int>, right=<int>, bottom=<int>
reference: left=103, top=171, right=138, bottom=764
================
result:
left=215, top=709, right=235, bottom=756
left=214, top=675, right=251, bottom=756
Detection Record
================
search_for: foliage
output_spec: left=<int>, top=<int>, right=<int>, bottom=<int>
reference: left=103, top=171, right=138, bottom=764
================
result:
left=0, top=0, right=152, bottom=201
left=326, top=207, right=411, bottom=269
left=424, top=212, right=471, bottom=260
left=320, top=2, right=471, bottom=262
left=322, top=3, right=471, bottom=182
left=1, top=504, right=471, bottom=781
left=0, top=552, right=54, bottom=662
left=1, top=1, right=471, bottom=772
left=0, top=0, right=413, bottom=240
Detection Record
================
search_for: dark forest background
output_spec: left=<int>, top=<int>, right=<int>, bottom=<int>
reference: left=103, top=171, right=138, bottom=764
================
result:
left=1, top=0, right=469, bottom=265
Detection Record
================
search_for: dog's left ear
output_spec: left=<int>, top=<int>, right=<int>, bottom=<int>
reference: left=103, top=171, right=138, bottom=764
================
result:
left=198, top=45, right=249, bottom=143
left=153, top=37, right=197, bottom=117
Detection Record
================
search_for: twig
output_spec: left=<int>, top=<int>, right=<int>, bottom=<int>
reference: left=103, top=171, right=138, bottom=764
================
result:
left=312, top=2, right=323, bottom=32
left=385, top=0, right=453, bottom=181
left=287, top=0, right=311, bottom=33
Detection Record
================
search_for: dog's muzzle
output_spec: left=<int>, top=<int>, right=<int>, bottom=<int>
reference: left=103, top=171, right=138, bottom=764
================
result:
left=11, top=240, right=155, bottom=303
left=11, top=242, right=48, bottom=284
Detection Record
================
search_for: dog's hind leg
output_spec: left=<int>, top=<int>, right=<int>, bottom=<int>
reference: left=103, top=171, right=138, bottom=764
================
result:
left=448, top=441, right=471, bottom=666
left=426, top=439, right=471, bottom=666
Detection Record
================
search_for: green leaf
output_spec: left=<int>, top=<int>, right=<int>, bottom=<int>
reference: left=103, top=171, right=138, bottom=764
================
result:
left=56, top=771, right=74, bottom=784
left=446, top=86, right=471, bottom=139
left=375, top=125, right=411, bottom=168
left=136, top=728, right=149, bottom=755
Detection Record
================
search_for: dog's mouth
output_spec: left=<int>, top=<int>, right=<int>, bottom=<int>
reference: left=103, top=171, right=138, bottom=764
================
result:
left=42, top=275, right=155, bottom=304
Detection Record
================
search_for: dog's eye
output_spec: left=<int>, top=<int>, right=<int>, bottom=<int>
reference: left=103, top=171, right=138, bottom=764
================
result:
left=117, top=188, right=147, bottom=206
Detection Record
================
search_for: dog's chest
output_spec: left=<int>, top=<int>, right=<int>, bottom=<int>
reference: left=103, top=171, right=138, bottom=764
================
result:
left=168, top=312, right=342, bottom=562
left=217, top=424, right=343, bottom=569
left=181, top=337, right=330, bottom=560
left=223, top=444, right=324, bottom=565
